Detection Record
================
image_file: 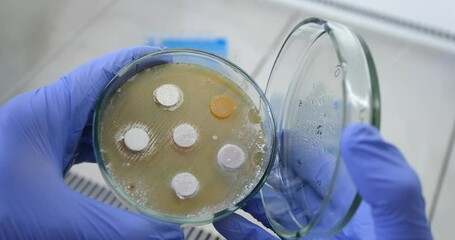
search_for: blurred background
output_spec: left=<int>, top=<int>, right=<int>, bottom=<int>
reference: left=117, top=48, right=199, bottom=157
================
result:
left=1, top=0, right=454, bottom=239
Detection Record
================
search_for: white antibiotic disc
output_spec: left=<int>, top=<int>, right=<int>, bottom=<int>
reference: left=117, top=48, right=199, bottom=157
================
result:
left=153, top=84, right=183, bottom=108
left=172, top=123, right=198, bottom=148
left=217, top=144, right=246, bottom=171
left=123, top=128, right=149, bottom=152
left=171, top=172, right=199, bottom=199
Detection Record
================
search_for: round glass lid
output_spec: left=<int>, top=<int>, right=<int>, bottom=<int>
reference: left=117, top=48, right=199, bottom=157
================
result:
left=262, top=18, right=380, bottom=238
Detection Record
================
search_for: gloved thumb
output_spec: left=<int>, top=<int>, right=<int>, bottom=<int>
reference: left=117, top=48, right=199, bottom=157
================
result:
left=341, top=124, right=432, bottom=239
left=73, top=192, right=183, bottom=239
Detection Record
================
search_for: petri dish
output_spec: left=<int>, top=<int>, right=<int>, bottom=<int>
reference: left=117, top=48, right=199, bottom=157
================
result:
left=262, top=18, right=380, bottom=238
left=92, top=17, right=380, bottom=238
left=93, top=49, right=276, bottom=225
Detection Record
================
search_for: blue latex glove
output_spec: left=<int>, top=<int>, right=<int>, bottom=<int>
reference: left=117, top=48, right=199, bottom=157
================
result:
left=214, top=124, right=432, bottom=240
left=0, top=46, right=184, bottom=239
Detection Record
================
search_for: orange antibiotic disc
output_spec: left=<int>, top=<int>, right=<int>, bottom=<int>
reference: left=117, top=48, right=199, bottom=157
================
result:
left=209, top=95, right=236, bottom=119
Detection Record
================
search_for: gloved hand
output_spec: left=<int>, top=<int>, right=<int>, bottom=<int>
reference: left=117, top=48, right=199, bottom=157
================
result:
left=0, top=46, right=184, bottom=239
left=214, top=124, right=432, bottom=240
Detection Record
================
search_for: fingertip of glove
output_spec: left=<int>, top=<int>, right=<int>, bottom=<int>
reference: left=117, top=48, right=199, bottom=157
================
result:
left=117, top=212, right=184, bottom=239
left=125, top=214, right=184, bottom=239
left=214, top=214, right=277, bottom=240
left=341, top=123, right=380, bottom=155
left=213, top=214, right=254, bottom=239
left=79, top=197, right=184, bottom=239
left=342, top=123, right=380, bottom=141
left=92, top=45, right=167, bottom=86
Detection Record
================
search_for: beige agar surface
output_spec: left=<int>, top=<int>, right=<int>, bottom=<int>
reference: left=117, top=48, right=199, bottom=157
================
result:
left=99, top=63, right=266, bottom=218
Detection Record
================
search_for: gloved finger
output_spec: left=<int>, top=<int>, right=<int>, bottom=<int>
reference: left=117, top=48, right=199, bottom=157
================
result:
left=213, top=213, right=278, bottom=240
left=290, top=156, right=359, bottom=235
left=244, top=157, right=338, bottom=234
left=286, top=144, right=356, bottom=205
left=332, top=201, right=375, bottom=240
left=340, top=123, right=421, bottom=209
left=245, top=184, right=307, bottom=234
left=262, top=152, right=356, bottom=235
left=287, top=150, right=335, bottom=197
left=74, top=192, right=183, bottom=240
left=341, top=123, right=432, bottom=239
left=61, top=45, right=165, bottom=124
left=242, top=192, right=272, bottom=229
left=313, top=162, right=358, bottom=234
left=62, top=46, right=164, bottom=127
left=54, top=46, right=164, bottom=168
left=284, top=152, right=331, bottom=212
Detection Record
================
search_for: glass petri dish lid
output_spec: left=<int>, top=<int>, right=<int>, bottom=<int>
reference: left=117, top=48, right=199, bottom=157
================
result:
left=262, top=18, right=380, bottom=238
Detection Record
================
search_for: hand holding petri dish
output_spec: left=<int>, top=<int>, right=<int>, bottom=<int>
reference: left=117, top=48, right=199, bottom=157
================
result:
left=93, top=18, right=380, bottom=239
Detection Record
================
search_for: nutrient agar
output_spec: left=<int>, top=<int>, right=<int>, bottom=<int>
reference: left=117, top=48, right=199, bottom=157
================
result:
left=98, top=63, right=267, bottom=218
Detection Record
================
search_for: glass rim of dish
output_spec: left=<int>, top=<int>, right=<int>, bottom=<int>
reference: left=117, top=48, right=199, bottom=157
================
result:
left=92, top=49, right=277, bottom=225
